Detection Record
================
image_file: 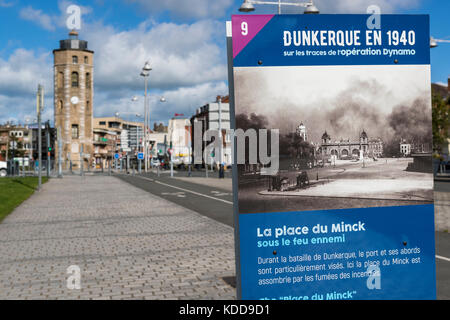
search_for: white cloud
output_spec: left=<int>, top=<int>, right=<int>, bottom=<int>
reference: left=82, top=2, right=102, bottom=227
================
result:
left=0, top=19, right=229, bottom=123
left=84, top=19, right=227, bottom=91
left=19, top=1, right=93, bottom=32
left=127, top=0, right=234, bottom=20
left=19, top=6, right=56, bottom=31
left=0, top=94, right=54, bottom=125
left=6, top=4, right=230, bottom=124
left=0, top=0, right=14, bottom=8
left=93, top=81, right=228, bottom=125
left=0, top=49, right=52, bottom=96
left=313, top=0, right=421, bottom=14
left=0, top=49, right=53, bottom=124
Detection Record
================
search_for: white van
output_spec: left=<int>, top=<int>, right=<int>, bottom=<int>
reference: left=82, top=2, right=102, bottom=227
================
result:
left=0, top=161, right=7, bottom=177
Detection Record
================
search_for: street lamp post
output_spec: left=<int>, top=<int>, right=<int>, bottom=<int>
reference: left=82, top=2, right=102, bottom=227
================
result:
left=115, top=109, right=142, bottom=173
left=218, top=96, right=223, bottom=171
left=36, top=85, right=44, bottom=191
left=140, top=61, right=152, bottom=173
left=239, top=0, right=319, bottom=14
left=129, top=94, right=166, bottom=173
left=430, top=37, right=450, bottom=48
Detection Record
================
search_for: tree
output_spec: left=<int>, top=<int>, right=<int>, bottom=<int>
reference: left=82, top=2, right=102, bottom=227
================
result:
left=279, top=132, right=314, bottom=159
left=153, top=122, right=167, bottom=132
left=235, top=113, right=269, bottom=168
left=432, top=90, right=450, bottom=156
left=7, top=136, right=25, bottom=159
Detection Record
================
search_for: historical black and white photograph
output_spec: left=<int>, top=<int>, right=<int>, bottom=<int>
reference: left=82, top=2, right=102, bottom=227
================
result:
left=234, top=65, right=434, bottom=214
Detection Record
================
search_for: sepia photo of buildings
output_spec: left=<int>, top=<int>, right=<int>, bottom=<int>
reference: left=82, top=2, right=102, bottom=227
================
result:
left=234, top=65, right=434, bottom=214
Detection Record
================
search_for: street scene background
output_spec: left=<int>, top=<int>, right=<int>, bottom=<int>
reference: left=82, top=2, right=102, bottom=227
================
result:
left=0, top=0, right=449, bottom=301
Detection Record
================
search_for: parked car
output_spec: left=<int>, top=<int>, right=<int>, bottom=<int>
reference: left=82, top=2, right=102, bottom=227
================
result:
left=150, top=158, right=161, bottom=167
left=0, top=161, right=7, bottom=177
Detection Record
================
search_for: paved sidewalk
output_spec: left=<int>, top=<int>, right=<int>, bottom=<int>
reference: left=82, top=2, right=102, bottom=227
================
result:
left=435, top=191, right=450, bottom=232
left=0, top=175, right=236, bottom=300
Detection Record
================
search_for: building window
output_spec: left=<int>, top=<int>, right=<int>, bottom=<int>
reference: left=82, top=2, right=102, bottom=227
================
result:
left=99, top=121, right=106, bottom=125
left=72, top=56, right=78, bottom=64
left=86, top=73, right=91, bottom=89
left=58, top=100, right=63, bottom=113
left=71, top=124, right=79, bottom=139
left=86, top=100, right=90, bottom=113
left=84, top=56, right=88, bottom=64
left=58, top=72, right=64, bottom=88
left=71, top=72, right=79, bottom=88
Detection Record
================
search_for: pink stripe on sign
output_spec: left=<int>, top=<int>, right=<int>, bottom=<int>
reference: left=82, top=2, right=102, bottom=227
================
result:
left=232, top=15, right=275, bottom=59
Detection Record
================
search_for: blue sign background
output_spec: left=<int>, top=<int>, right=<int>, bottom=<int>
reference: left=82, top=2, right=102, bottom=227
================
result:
left=239, top=205, right=436, bottom=300
left=233, top=14, right=430, bottom=67
left=138, top=152, right=144, bottom=160
left=232, top=14, right=436, bottom=300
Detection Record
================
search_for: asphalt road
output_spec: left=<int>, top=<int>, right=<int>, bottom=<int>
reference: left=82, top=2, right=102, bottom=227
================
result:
left=116, top=171, right=450, bottom=300
left=116, top=171, right=234, bottom=227
left=436, top=232, right=450, bottom=299
left=435, top=181, right=450, bottom=192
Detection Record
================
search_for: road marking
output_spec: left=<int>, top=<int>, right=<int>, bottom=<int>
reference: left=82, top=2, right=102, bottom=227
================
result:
left=436, top=255, right=450, bottom=262
left=137, top=176, right=233, bottom=205
left=211, top=190, right=232, bottom=197
left=161, top=192, right=186, bottom=198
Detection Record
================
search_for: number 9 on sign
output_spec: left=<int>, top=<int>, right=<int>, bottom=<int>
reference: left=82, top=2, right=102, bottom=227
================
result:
left=241, top=22, right=248, bottom=36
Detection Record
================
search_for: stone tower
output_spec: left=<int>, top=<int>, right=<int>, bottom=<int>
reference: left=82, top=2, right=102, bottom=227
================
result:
left=53, top=30, right=94, bottom=170
left=296, top=122, right=307, bottom=141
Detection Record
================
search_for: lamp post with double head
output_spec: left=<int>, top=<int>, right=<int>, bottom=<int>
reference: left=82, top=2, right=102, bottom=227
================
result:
left=430, top=37, right=450, bottom=48
left=140, top=61, right=152, bottom=172
left=131, top=94, right=166, bottom=172
left=239, top=0, right=319, bottom=14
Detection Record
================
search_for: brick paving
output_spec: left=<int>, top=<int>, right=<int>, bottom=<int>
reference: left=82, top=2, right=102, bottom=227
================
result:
left=435, top=191, right=450, bottom=232
left=0, top=175, right=236, bottom=300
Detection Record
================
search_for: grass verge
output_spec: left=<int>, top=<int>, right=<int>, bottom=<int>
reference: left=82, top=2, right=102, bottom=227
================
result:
left=0, top=177, right=48, bottom=223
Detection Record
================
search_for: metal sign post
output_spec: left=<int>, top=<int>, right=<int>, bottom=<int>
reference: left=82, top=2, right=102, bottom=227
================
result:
left=138, top=152, right=144, bottom=174
left=57, top=127, right=62, bottom=178
left=114, top=153, right=119, bottom=171
left=80, top=144, right=84, bottom=177
left=46, top=120, right=50, bottom=178
left=170, top=149, right=174, bottom=178
left=36, top=85, right=43, bottom=191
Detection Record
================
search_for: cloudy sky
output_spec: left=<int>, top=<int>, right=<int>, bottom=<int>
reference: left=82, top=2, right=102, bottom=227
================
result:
left=234, top=65, right=431, bottom=143
left=0, top=0, right=448, bottom=126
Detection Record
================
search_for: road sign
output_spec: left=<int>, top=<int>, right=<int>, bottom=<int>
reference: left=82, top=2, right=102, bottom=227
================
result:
left=230, top=14, right=435, bottom=300
left=138, top=152, right=144, bottom=160
left=114, top=153, right=120, bottom=160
